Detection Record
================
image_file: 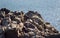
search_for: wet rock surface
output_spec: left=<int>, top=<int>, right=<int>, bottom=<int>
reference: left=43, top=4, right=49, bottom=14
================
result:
left=0, top=8, right=60, bottom=38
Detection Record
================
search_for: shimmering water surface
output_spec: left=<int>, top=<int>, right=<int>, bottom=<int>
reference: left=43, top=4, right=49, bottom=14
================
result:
left=0, top=0, right=60, bottom=31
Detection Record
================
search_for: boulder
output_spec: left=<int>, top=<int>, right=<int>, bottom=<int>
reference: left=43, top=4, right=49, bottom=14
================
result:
left=0, top=8, right=59, bottom=38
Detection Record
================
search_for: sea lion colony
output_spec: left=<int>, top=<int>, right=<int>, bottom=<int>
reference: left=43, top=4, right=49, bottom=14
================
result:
left=0, top=8, right=59, bottom=38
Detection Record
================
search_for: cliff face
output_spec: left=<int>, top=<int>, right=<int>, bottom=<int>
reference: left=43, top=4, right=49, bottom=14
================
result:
left=0, top=8, right=59, bottom=38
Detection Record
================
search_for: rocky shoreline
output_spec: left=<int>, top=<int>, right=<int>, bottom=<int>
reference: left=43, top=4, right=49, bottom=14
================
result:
left=0, top=8, right=59, bottom=38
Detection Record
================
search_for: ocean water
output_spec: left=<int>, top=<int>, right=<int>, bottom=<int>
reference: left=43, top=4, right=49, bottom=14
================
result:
left=0, top=0, right=60, bottom=31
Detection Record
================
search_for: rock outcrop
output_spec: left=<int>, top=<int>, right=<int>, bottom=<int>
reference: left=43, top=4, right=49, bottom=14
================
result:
left=0, top=8, right=59, bottom=38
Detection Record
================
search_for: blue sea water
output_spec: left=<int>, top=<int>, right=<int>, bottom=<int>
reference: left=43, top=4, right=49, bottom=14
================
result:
left=0, top=0, right=60, bottom=31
